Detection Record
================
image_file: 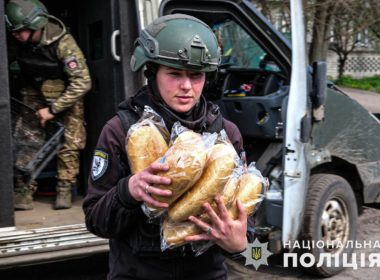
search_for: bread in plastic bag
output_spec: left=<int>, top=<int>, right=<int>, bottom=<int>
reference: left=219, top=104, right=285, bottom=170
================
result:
left=162, top=162, right=267, bottom=254
left=162, top=219, right=198, bottom=249
left=168, top=131, right=238, bottom=222
left=228, top=162, right=267, bottom=219
left=126, top=106, right=169, bottom=174
left=162, top=166, right=242, bottom=250
left=143, top=122, right=211, bottom=217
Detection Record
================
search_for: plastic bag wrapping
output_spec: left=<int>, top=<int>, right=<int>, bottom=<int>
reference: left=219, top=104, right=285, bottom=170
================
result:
left=126, top=106, right=170, bottom=174
left=192, top=162, right=267, bottom=256
left=228, top=162, right=268, bottom=219
left=162, top=219, right=199, bottom=249
left=162, top=161, right=268, bottom=255
left=161, top=165, right=242, bottom=250
left=168, top=130, right=239, bottom=222
left=142, top=122, right=213, bottom=218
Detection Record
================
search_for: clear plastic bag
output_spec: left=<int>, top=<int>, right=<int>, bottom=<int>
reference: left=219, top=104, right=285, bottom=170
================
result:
left=193, top=162, right=268, bottom=256
left=142, top=122, right=215, bottom=218
left=228, top=162, right=268, bottom=219
left=161, top=165, right=242, bottom=251
left=168, top=130, right=239, bottom=222
left=160, top=131, right=240, bottom=251
left=126, top=106, right=169, bottom=174
left=164, top=160, right=268, bottom=255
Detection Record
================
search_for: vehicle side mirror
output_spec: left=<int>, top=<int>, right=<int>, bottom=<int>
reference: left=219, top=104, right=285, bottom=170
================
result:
left=311, top=61, right=327, bottom=121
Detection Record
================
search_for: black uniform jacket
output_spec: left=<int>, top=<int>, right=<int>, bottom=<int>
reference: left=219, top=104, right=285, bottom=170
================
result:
left=83, top=87, right=243, bottom=280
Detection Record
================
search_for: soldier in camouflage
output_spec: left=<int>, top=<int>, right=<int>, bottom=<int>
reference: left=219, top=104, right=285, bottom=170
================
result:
left=6, top=0, right=91, bottom=210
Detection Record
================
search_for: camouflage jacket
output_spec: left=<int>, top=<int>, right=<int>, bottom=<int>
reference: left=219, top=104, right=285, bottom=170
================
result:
left=18, top=16, right=91, bottom=114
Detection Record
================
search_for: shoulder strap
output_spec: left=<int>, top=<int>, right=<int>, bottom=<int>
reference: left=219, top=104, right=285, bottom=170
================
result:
left=116, top=109, right=139, bottom=172
left=205, top=103, right=224, bottom=133
left=116, top=108, right=140, bottom=135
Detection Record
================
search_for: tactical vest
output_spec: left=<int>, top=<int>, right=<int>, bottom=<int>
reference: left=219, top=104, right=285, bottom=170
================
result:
left=17, top=39, right=66, bottom=90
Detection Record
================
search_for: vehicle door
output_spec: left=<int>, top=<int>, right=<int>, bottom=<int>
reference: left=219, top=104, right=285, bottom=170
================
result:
left=0, top=1, right=14, bottom=228
left=77, top=0, right=142, bottom=180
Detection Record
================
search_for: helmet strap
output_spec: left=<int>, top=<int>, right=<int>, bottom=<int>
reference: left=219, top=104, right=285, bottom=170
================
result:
left=144, top=64, right=162, bottom=100
left=26, top=29, right=36, bottom=44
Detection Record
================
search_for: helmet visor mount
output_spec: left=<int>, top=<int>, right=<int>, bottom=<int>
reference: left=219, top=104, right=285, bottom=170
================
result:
left=138, top=29, right=219, bottom=71
left=5, top=3, right=47, bottom=31
left=4, top=14, right=19, bottom=31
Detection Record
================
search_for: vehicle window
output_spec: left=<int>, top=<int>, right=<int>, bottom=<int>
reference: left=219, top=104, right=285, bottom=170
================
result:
left=213, top=19, right=266, bottom=69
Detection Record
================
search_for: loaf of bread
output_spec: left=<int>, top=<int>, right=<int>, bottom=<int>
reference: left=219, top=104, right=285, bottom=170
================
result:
left=162, top=219, right=200, bottom=248
left=228, top=172, right=263, bottom=219
left=168, top=143, right=237, bottom=222
left=163, top=171, right=263, bottom=247
left=127, top=125, right=168, bottom=174
left=151, top=130, right=207, bottom=206
left=162, top=176, right=240, bottom=248
left=196, top=170, right=240, bottom=222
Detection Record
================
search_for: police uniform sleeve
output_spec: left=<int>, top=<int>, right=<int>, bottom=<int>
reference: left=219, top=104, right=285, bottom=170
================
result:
left=53, top=33, right=92, bottom=114
left=83, top=116, right=141, bottom=239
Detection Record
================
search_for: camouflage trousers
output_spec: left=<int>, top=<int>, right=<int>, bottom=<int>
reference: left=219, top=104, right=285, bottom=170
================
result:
left=15, top=87, right=86, bottom=192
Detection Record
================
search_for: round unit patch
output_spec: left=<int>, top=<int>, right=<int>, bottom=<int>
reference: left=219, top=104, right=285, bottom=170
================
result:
left=91, top=149, right=109, bottom=181
left=64, top=56, right=79, bottom=70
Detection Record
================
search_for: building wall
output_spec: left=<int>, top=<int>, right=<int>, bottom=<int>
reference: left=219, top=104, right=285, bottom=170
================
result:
left=327, top=51, right=380, bottom=79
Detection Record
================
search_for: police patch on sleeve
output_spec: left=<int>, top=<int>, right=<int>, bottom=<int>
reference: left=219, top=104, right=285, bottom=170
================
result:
left=64, top=56, right=79, bottom=70
left=91, top=149, right=109, bottom=181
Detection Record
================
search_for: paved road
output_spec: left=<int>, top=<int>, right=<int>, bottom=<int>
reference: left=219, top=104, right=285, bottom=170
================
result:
left=338, top=87, right=380, bottom=114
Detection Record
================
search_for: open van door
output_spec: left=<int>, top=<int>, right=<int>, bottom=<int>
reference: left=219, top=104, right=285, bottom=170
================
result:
left=76, top=0, right=142, bottom=179
left=0, top=1, right=14, bottom=230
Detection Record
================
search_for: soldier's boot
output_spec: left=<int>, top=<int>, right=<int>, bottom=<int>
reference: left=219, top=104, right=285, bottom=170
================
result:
left=14, top=188, right=34, bottom=210
left=14, top=180, right=38, bottom=211
left=55, top=181, right=72, bottom=210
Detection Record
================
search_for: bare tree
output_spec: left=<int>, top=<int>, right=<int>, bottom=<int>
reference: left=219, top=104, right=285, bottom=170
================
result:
left=253, top=0, right=291, bottom=31
left=307, top=0, right=336, bottom=63
left=328, top=0, right=380, bottom=78
left=252, top=0, right=380, bottom=77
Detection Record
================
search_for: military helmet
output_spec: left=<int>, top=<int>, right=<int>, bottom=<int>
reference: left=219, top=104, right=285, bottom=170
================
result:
left=5, top=0, right=49, bottom=31
left=130, top=14, right=220, bottom=72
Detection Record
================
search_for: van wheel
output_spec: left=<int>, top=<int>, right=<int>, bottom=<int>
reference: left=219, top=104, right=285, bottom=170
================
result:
left=300, top=174, right=358, bottom=277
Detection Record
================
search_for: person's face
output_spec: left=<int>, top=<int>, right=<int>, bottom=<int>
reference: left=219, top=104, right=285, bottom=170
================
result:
left=156, top=65, right=206, bottom=113
left=11, top=28, right=41, bottom=43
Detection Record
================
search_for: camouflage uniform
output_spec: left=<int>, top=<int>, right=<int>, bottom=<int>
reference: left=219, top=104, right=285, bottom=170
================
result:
left=13, top=17, right=91, bottom=210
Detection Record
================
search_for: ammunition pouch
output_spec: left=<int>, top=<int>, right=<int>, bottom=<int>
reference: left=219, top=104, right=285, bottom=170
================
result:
left=41, top=79, right=66, bottom=102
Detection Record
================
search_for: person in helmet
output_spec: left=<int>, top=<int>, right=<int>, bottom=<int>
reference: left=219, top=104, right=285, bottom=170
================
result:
left=83, top=14, right=246, bottom=279
left=6, top=0, right=91, bottom=210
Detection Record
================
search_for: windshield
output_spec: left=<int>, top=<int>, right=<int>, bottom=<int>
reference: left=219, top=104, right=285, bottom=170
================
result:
left=213, top=19, right=267, bottom=69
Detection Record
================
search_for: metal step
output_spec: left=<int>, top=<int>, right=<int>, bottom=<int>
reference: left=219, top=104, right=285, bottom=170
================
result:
left=0, top=224, right=109, bottom=268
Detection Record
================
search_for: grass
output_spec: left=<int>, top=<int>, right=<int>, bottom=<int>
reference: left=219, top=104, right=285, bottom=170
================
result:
left=334, top=75, right=380, bottom=93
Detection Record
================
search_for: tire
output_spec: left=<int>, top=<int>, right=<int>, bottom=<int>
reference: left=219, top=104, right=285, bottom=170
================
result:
left=300, top=174, right=358, bottom=277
